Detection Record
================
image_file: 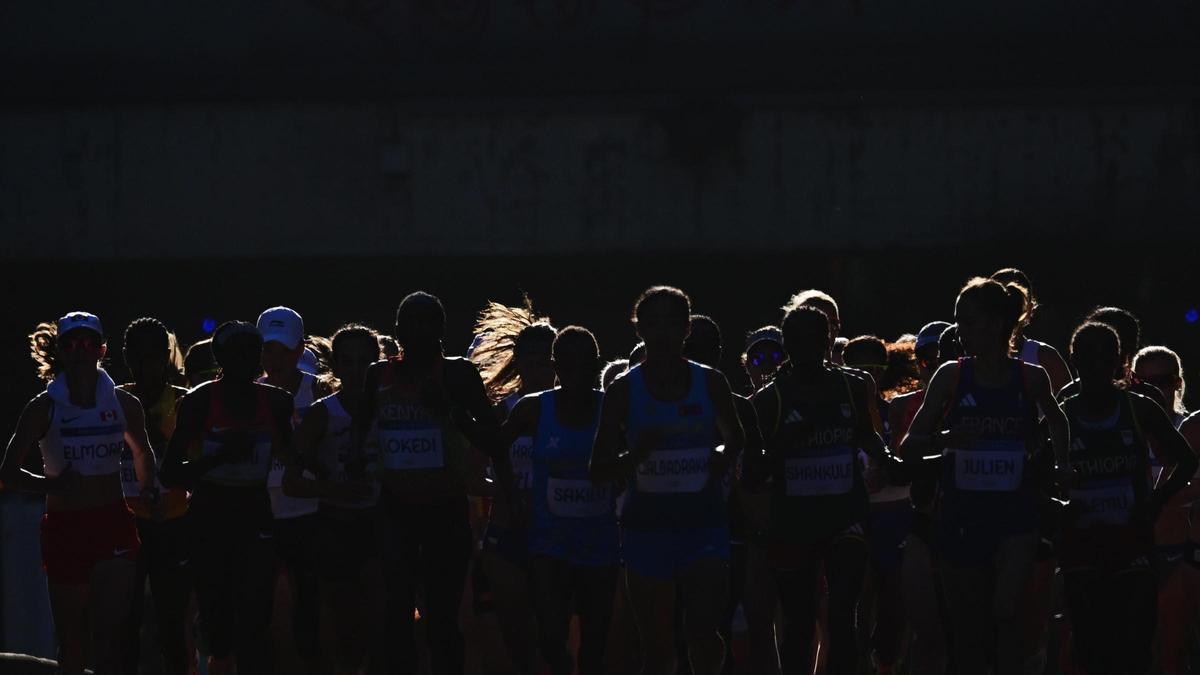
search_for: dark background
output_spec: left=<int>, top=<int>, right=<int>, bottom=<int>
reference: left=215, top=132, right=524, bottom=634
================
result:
left=3, top=0, right=1200, bottom=660
left=3, top=0, right=1200, bottom=414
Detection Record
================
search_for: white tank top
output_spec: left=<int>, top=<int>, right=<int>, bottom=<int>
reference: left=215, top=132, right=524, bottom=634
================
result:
left=267, top=371, right=320, bottom=519
left=315, top=393, right=380, bottom=509
left=1019, top=338, right=1046, bottom=366
left=40, top=370, right=126, bottom=477
left=503, top=392, right=534, bottom=493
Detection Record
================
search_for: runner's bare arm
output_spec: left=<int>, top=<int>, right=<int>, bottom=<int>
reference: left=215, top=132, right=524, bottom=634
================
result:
left=899, top=361, right=959, bottom=460
left=1134, top=394, right=1198, bottom=515
left=117, top=388, right=157, bottom=492
left=0, top=395, right=57, bottom=492
left=590, top=375, right=634, bottom=482
left=707, top=369, right=745, bottom=463
left=160, top=388, right=227, bottom=488
left=1025, top=364, right=1069, bottom=470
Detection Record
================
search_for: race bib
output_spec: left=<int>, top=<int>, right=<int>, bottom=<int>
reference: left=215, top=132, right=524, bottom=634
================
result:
left=509, top=436, right=534, bottom=491
left=1071, top=479, right=1135, bottom=526
left=635, top=447, right=710, bottom=494
left=379, top=427, right=444, bottom=470
left=120, top=447, right=140, bottom=498
left=953, top=440, right=1024, bottom=492
left=201, top=434, right=272, bottom=483
left=785, top=446, right=855, bottom=496
left=547, top=478, right=612, bottom=518
left=267, top=457, right=287, bottom=488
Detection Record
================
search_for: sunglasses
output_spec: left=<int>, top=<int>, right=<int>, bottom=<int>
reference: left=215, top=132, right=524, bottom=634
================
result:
left=61, top=335, right=103, bottom=353
left=748, top=350, right=783, bottom=368
left=1140, top=374, right=1180, bottom=392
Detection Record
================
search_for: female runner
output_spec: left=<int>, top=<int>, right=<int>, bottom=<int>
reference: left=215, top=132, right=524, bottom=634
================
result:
left=900, top=278, right=1069, bottom=675
left=469, top=300, right=558, bottom=673
left=590, top=286, right=745, bottom=675
left=501, top=326, right=619, bottom=675
left=161, top=321, right=294, bottom=675
left=742, top=326, right=785, bottom=393
left=990, top=268, right=1072, bottom=393
left=256, top=306, right=327, bottom=673
left=1059, top=322, right=1195, bottom=675
left=359, top=291, right=500, bottom=675
left=1133, top=346, right=1187, bottom=428
left=887, top=320, right=951, bottom=675
left=285, top=324, right=383, bottom=675
left=747, top=307, right=896, bottom=675
left=843, top=334, right=922, bottom=675
left=118, top=318, right=193, bottom=675
left=684, top=314, right=765, bottom=675
left=2, top=312, right=159, bottom=675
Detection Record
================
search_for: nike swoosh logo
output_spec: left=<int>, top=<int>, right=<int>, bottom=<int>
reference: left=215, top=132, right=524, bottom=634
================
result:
left=178, top=559, right=189, bottom=567
left=61, top=416, right=82, bottom=424
left=1167, top=554, right=1183, bottom=562
left=258, top=533, right=273, bottom=540
left=113, top=548, right=132, bottom=556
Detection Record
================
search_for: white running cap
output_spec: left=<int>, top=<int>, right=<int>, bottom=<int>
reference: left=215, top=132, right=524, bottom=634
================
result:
left=298, top=348, right=319, bottom=375
left=257, top=306, right=304, bottom=350
left=57, top=311, right=103, bottom=339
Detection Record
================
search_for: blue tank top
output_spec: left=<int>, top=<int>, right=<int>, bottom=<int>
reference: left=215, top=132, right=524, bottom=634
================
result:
left=622, top=361, right=725, bottom=531
left=529, top=389, right=619, bottom=566
left=1063, top=393, right=1151, bottom=529
left=939, top=357, right=1040, bottom=534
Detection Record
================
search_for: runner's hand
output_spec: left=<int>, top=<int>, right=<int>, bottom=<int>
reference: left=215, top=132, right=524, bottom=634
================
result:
left=864, top=457, right=889, bottom=493
left=47, top=464, right=81, bottom=495
left=710, top=445, right=731, bottom=477
left=142, top=484, right=167, bottom=522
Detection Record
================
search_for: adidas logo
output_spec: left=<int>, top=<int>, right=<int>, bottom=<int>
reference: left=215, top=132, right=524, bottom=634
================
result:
left=959, top=393, right=979, bottom=408
left=784, top=410, right=805, bottom=424
left=1071, top=438, right=1087, bottom=452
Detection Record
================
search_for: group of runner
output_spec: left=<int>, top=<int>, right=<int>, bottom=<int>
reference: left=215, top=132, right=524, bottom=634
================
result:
left=3, top=267, right=1199, bottom=675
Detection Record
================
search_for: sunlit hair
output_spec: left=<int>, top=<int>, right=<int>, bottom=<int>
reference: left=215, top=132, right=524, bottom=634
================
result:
left=166, top=331, right=187, bottom=386
left=843, top=335, right=887, bottom=370
left=324, top=324, right=381, bottom=392
left=124, top=317, right=185, bottom=385
left=600, top=358, right=629, bottom=391
left=29, top=321, right=59, bottom=382
left=1070, top=321, right=1121, bottom=374
left=990, top=267, right=1038, bottom=329
left=379, top=335, right=400, bottom=358
left=631, top=286, right=691, bottom=324
left=956, top=276, right=1030, bottom=354
left=470, top=296, right=556, bottom=402
left=1086, top=306, right=1141, bottom=363
left=1134, top=345, right=1187, bottom=416
left=553, top=326, right=600, bottom=363
left=883, top=337, right=922, bottom=399
left=842, top=334, right=922, bottom=400
left=781, top=289, right=840, bottom=324
left=781, top=305, right=831, bottom=365
left=305, top=335, right=333, bottom=375
left=740, top=325, right=782, bottom=369
left=184, top=338, right=217, bottom=386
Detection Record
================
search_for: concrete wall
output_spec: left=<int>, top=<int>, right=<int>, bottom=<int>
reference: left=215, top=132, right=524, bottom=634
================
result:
left=3, top=100, right=1197, bottom=259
